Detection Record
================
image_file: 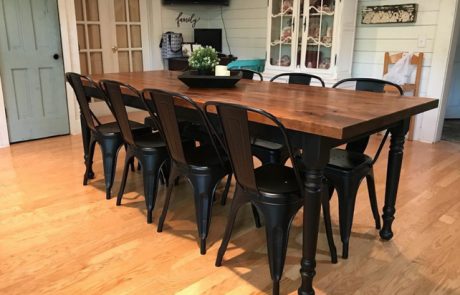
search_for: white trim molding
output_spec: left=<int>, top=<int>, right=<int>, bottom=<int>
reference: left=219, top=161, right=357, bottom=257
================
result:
left=417, top=0, right=460, bottom=143
left=0, top=75, right=9, bottom=148
left=58, top=0, right=82, bottom=135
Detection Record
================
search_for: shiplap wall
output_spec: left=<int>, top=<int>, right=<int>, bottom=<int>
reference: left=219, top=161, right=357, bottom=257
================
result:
left=352, top=0, right=441, bottom=98
left=161, top=0, right=267, bottom=59
left=207, top=0, right=267, bottom=59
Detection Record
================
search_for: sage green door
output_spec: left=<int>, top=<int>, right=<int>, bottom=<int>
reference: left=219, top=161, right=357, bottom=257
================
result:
left=0, top=0, right=69, bottom=143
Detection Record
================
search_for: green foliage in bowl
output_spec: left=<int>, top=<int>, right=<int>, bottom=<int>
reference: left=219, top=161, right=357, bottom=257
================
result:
left=188, top=46, right=220, bottom=74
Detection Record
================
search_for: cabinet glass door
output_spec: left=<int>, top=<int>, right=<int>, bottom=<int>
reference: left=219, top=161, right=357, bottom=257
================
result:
left=269, top=0, right=295, bottom=67
left=304, top=0, right=335, bottom=69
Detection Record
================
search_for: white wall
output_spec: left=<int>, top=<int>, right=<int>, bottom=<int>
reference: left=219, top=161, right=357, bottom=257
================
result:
left=445, top=36, right=460, bottom=118
left=160, top=0, right=267, bottom=59
left=208, top=0, right=267, bottom=59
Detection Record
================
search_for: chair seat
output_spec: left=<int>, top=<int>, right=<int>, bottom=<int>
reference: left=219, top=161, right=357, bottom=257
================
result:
left=133, top=131, right=167, bottom=151
left=184, top=144, right=230, bottom=172
left=327, top=148, right=372, bottom=171
left=255, top=164, right=300, bottom=196
left=96, top=120, right=148, bottom=135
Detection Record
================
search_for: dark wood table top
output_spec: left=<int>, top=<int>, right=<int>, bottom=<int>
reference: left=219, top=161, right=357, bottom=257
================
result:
left=91, top=71, right=438, bottom=140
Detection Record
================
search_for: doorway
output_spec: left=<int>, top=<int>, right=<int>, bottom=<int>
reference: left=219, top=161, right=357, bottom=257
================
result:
left=441, top=35, right=460, bottom=143
left=74, top=0, right=148, bottom=75
left=0, top=0, right=69, bottom=143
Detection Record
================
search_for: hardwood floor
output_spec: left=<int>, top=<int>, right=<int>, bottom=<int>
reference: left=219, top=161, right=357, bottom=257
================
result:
left=1, top=129, right=460, bottom=294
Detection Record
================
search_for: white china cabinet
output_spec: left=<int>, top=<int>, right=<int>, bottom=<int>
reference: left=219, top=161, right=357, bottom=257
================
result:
left=264, top=0, right=358, bottom=85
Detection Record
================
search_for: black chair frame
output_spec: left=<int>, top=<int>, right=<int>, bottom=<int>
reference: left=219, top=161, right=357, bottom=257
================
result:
left=327, top=77, right=403, bottom=258
left=142, top=89, right=234, bottom=255
left=100, top=80, right=169, bottom=224
left=270, top=72, right=326, bottom=87
left=205, top=101, right=337, bottom=295
left=66, top=73, right=142, bottom=199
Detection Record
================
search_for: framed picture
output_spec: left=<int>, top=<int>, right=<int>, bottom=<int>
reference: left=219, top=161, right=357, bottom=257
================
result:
left=182, top=43, right=193, bottom=57
left=362, top=4, right=418, bottom=24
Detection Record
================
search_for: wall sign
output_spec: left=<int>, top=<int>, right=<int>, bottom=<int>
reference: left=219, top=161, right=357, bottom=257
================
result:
left=176, top=12, right=201, bottom=28
left=361, top=4, right=418, bottom=24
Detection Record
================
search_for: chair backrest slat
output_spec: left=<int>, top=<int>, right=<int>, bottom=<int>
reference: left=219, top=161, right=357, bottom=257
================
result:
left=65, top=72, right=100, bottom=132
left=270, top=73, right=325, bottom=87
left=205, top=102, right=303, bottom=195
left=150, top=91, right=186, bottom=164
left=215, top=105, right=257, bottom=192
left=142, top=89, right=226, bottom=167
left=99, top=80, right=137, bottom=145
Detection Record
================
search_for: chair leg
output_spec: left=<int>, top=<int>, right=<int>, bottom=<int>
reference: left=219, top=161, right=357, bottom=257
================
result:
left=216, top=185, right=251, bottom=266
left=100, top=137, right=123, bottom=200
left=157, top=163, right=180, bottom=232
left=117, top=151, right=134, bottom=206
left=159, top=160, right=171, bottom=187
left=124, top=144, right=135, bottom=172
left=251, top=204, right=262, bottom=228
left=140, top=154, right=164, bottom=224
left=336, top=179, right=361, bottom=259
left=221, top=173, right=232, bottom=206
left=189, top=173, right=221, bottom=255
left=366, top=169, right=381, bottom=229
left=83, top=137, right=97, bottom=185
left=259, top=201, right=301, bottom=295
left=321, top=185, right=338, bottom=263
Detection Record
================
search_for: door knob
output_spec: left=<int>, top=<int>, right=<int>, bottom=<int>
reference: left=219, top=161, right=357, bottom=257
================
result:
left=112, top=46, right=118, bottom=53
left=53, top=53, right=60, bottom=60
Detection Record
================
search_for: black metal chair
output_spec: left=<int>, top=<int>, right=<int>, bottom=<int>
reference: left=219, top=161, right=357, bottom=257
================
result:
left=205, top=101, right=337, bottom=295
left=65, top=72, right=148, bottom=199
left=142, top=89, right=234, bottom=255
left=250, top=72, right=326, bottom=166
left=327, top=77, right=404, bottom=259
left=270, top=72, right=325, bottom=87
left=228, top=68, right=263, bottom=81
left=99, top=80, right=169, bottom=224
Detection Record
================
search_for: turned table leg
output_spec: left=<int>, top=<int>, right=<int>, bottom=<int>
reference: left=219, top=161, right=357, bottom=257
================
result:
left=380, top=119, right=410, bottom=240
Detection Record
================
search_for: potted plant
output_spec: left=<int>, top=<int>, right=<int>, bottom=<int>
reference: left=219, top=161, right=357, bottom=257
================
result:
left=188, top=46, right=220, bottom=75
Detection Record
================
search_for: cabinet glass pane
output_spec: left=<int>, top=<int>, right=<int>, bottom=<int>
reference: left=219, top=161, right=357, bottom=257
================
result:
left=79, top=53, right=88, bottom=75
left=77, top=24, right=86, bottom=50
left=305, top=0, right=335, bottom=69
left=116, top=25, right=129, bottom=48
left=90, top=52, right=104, bottom=74
left=88, top=25, right=101, bottom=49
left=114, top=0, right=127, bottom=21
left=128, top=0, right=140, bottom=22
left=132, top=51, right=143, bottom=71
left=269, top=0, right=294, bottom=67
left=85, top=0, right=99, bottom=21
left=75, top=0, right=84, bottom=21
left=118, top=51, right=130, bottom=72
left=130, top=25, right=142, bottom=48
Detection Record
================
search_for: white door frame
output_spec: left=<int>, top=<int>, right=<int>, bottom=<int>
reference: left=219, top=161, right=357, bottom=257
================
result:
left=0, top=0, right=162, bottom=148
left=415, top=0, right=460, bottom=142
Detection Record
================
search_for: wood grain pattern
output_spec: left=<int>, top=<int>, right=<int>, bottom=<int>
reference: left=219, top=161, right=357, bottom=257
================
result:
left=1, top=125, right=459, bottom=294
left=90, top=71, right=438, bottom=140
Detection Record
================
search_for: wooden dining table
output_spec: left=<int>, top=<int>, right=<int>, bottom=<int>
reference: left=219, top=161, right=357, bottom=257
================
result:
left=88, top=70, right=438, bottom=294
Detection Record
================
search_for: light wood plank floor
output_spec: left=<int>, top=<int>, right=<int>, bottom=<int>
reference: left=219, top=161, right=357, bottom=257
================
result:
left=1, top=129, right=460, bottom=294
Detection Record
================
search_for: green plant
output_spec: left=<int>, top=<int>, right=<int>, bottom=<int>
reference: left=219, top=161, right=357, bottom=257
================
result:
left=188, top=46, right=220, bottom=73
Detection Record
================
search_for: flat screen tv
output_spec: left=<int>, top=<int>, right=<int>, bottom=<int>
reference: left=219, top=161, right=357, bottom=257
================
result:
left=194, top=29, right=222, bottom=52
left=163, top=0, right=229, bottom=5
